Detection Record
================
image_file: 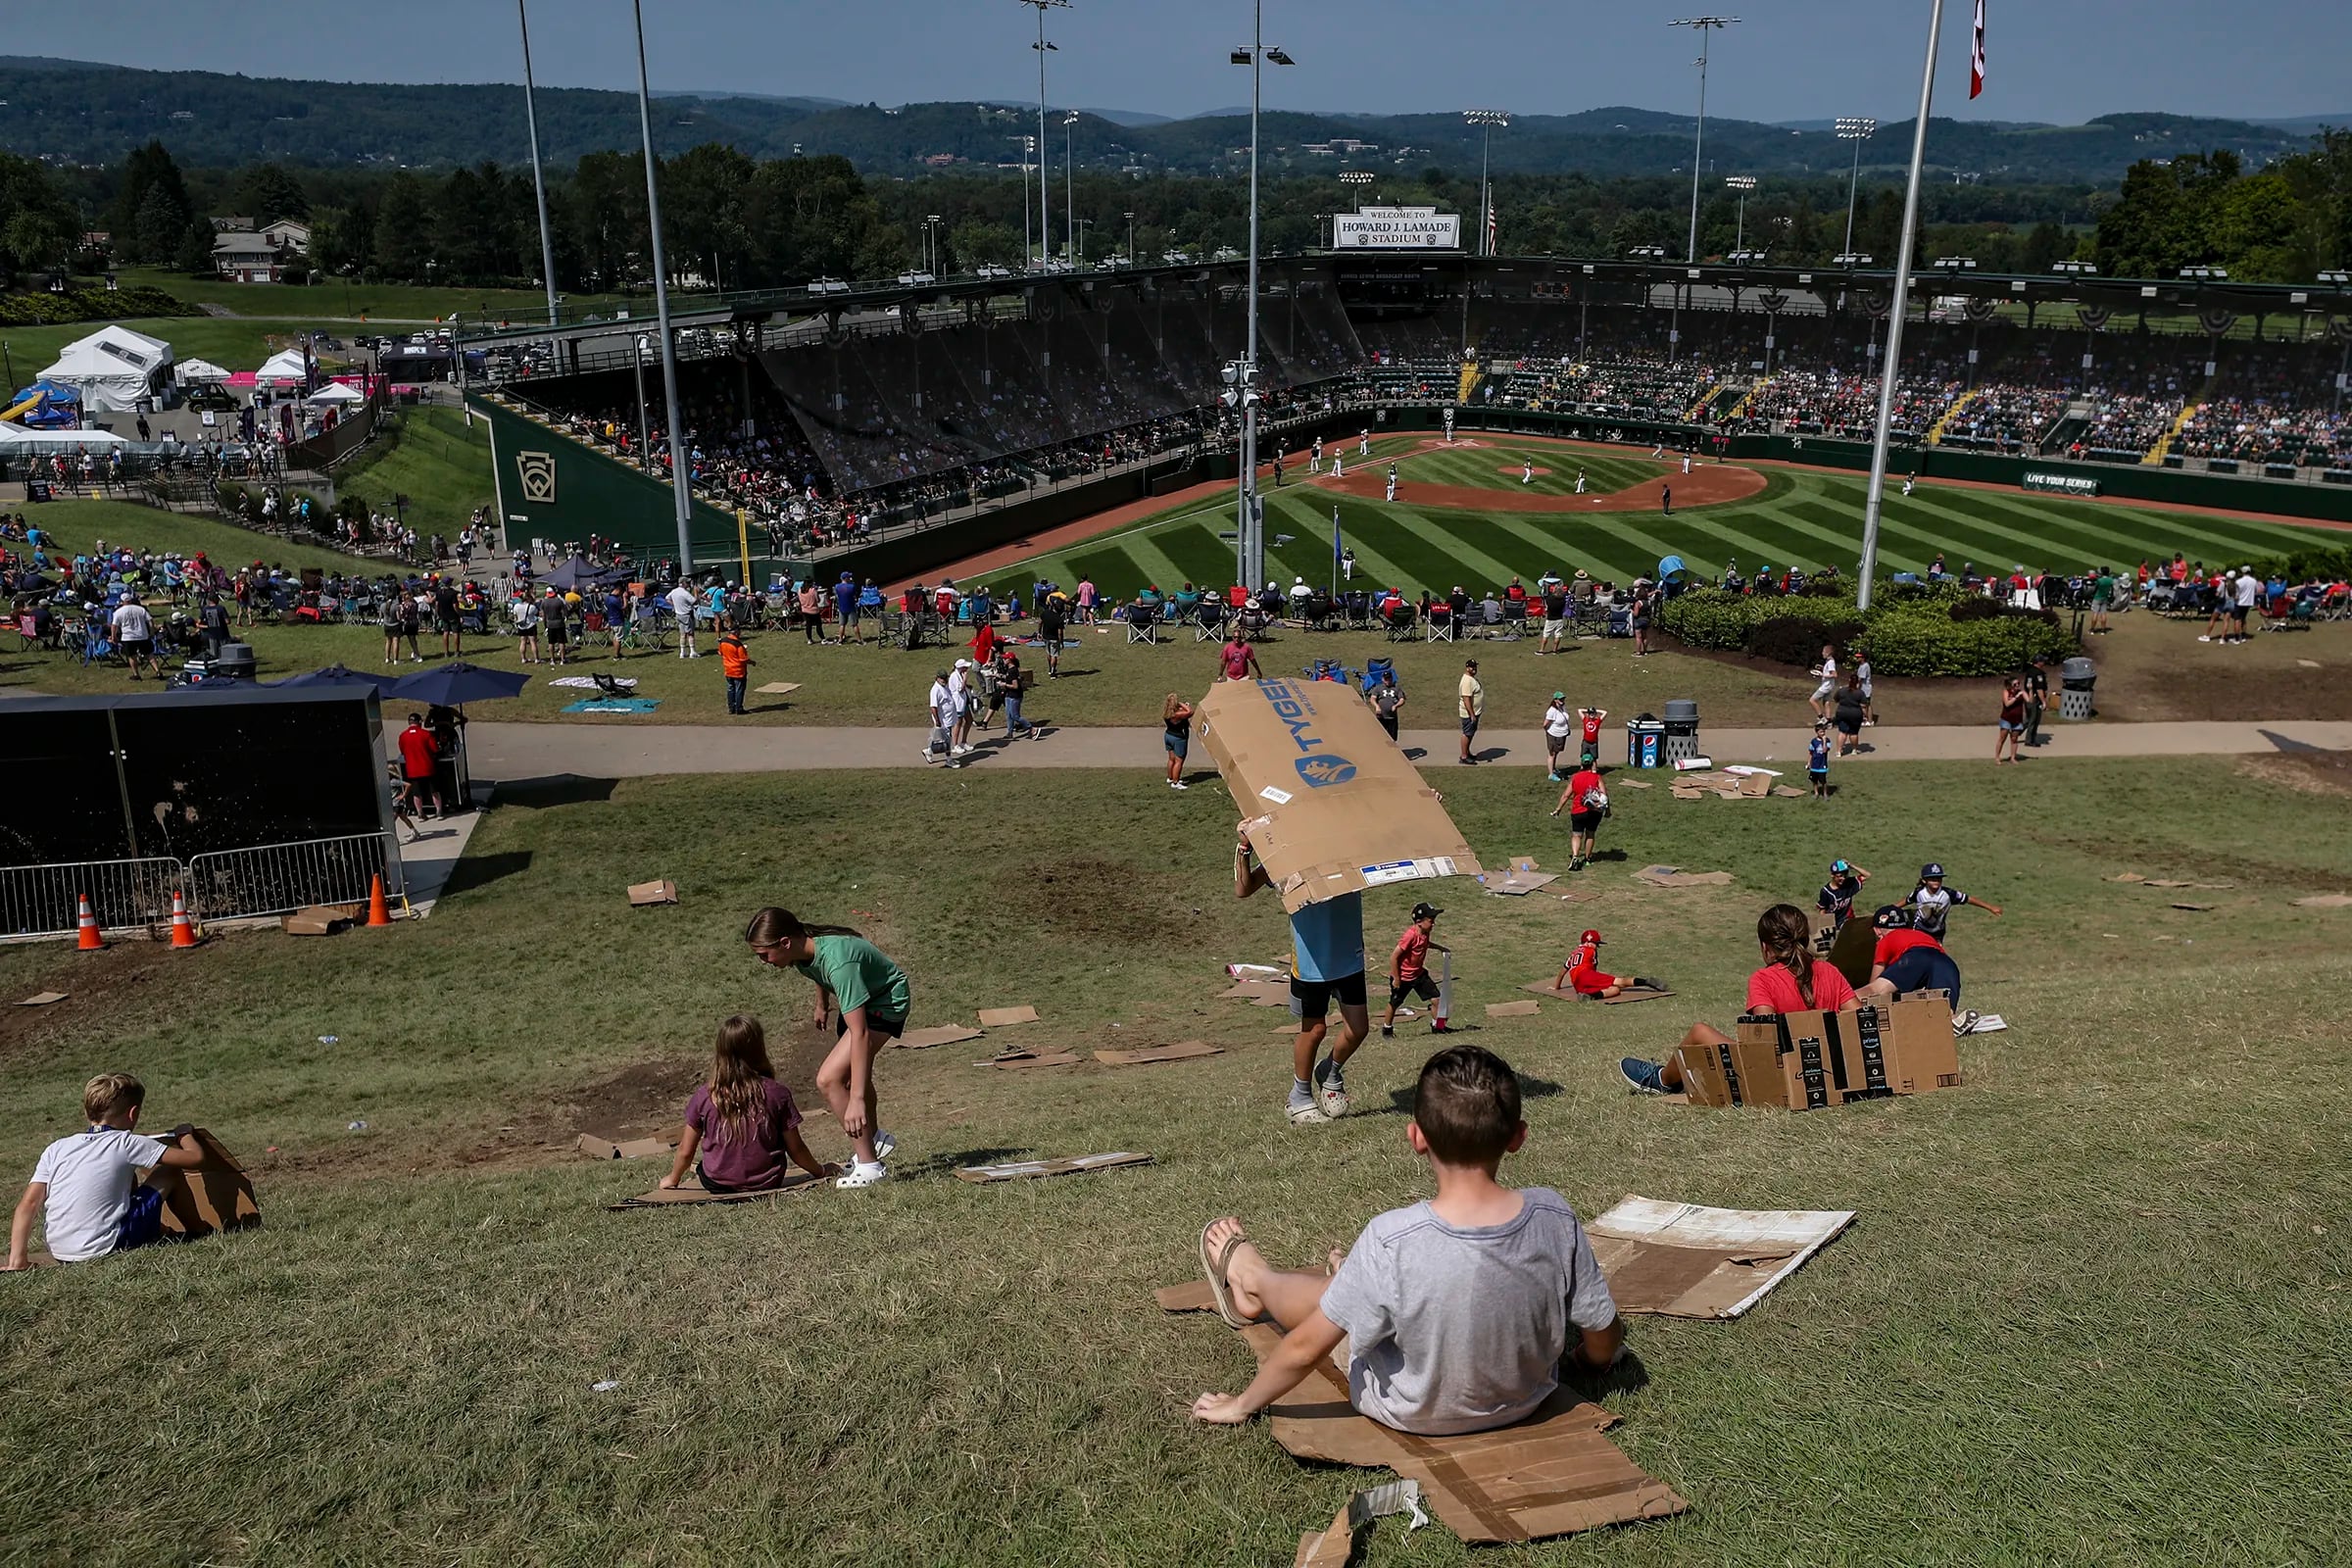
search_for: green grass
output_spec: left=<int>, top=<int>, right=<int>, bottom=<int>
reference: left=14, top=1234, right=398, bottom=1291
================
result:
left=1, top=318, right=346, bottom=384
left=4, top=499, right=360, bottom=575
left=976, top=435, right=2342, bottom=609
left=107, top=268, right=648, bottom=327
left=1, top=760, right=2347, bottom=1563
left=334, top=404, right=495, bottom=527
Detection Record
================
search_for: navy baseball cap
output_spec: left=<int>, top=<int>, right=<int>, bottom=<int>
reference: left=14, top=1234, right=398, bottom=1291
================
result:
left=1921, top=863, right=1945, bottom=880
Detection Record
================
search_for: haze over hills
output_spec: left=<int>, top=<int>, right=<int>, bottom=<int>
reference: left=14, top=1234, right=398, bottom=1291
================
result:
left=0, top=56, right=2335, bottom=187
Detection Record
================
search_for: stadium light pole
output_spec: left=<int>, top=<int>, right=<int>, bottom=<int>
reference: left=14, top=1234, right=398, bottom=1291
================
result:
left=516, top=0, right=561, bottom=327
left=1064, top=111, right=1080, bottom=265
left=1124, top=210, right=1136, bottom=262
left=1856, top=0, right=1946, bottom=612
left=631, top=0, right=695, bottom=577
left=1230, top=14, right=1297, bottom=591
left=1008, top=136, right=1036, bottom=265
left=1018, top=0, right=1069, bottom=269
left=1836, top=117, right=1877, bottom=260
left=1463, top=111, right=1510, bottom=257
left=1725, top=174, right=1756, bottom=253
left=1669, top=17, right=1739, bottom=264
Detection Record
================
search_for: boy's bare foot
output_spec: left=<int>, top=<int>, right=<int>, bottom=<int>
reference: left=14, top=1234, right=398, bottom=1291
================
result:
left=1201, top=1216, right=1270, bottom=1321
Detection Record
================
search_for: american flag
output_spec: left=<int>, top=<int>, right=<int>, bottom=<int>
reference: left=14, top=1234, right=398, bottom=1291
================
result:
left=1970, top=0, right=1986, bottom=99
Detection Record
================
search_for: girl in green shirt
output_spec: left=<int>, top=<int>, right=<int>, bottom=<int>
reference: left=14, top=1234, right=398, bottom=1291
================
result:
left=745, top=907, right=912, bottom=1189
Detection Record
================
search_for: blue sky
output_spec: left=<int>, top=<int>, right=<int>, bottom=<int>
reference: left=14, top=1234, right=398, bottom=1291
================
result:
left=26, top=1, right=2352, bottom=123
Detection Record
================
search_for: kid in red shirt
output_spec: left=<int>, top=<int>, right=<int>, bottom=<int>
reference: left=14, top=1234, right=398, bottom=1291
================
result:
left=1618, top=905, right=1855, bottom=1095
left=1379, top=903, right=1446, bottom=1038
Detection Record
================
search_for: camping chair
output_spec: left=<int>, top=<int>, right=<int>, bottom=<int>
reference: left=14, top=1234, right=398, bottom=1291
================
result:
left=1423, top=609, right=1456, bottom=644
left=2280, top=595, right=2318, bottom=631
left=1501, top=601, right=1531, bottom=637
left=1193, top=603, right=1228, bottom=642
left=76, top=617, right=117, bottom=668
left=1126, top=612, right=1158, bottom=645
left=1383, top=607, right=1417, bottom=643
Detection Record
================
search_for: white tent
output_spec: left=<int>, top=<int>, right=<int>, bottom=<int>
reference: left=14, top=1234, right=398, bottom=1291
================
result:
left=176, top=358, right=232, bottom=384
left=306, top=381, right=365, bottom=406
left=255, top=349, right=311, bottom=384
left=0, top=422, right=131, bottom=449
left=36, top=325, right=174, bottom=412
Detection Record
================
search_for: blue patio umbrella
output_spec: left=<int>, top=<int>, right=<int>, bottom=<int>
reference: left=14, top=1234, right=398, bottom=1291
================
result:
left=384, top=661, right=530, bottom=707
left=268, top=663, right=396, bottom=690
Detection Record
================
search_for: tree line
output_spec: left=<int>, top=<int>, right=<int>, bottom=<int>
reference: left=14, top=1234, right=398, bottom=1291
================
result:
left=3, top=131, right=2345, bottom=298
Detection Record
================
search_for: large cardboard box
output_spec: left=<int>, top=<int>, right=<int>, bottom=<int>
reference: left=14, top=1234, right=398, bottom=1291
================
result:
left=161, top=1129, right=261, bottom=1238
left=1195, top=678, right=1481, bottom=911
left=1872, top=999, right=1964, bottom=1094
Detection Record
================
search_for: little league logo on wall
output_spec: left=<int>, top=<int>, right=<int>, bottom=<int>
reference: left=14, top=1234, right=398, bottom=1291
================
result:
left=515, top=451, right=558, bottom=505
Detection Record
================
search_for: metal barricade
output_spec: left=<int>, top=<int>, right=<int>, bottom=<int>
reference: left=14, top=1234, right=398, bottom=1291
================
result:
left=0, top=857, right=184, bottom=939
left=183, top=834, right=403, bottom=924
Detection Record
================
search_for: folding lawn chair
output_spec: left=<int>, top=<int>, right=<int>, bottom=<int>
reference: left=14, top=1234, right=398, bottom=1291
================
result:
left=1423, top=611, right=1456, bottom=644
left=1126, top=613, right=1158, bottom=646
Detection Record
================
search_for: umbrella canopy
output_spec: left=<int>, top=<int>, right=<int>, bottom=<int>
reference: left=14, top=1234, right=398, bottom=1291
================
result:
left=307, top=381, right=366, bottom=406
left=384, top=661, right=530, bottom=708
left=176, top=358, right=232, bottom=384
left=268, top=663, right=397, bottom=690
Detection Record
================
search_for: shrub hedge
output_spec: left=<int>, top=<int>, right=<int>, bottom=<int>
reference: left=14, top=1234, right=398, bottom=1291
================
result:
left=1658, top=584, right=2076, bottom=677
left=0, top=286, right=204, bottom=327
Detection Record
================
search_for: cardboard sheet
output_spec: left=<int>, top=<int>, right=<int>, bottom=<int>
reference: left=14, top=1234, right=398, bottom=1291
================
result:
left=977, top=1049, right=1081, bottom=1070
left=1484, top=1000, right=1543, bottom=1018
left=1601, top=986, right=1675, bottom=1005
left=2291, top=893, right=2352, bottom=908
left=1586, top=1196, right=1856, bottom=1318
left=282, top=903, right=364, bottom=936
left=1517, top=982, right=1673, bottom=1005
left=609, top=1171, right=827, bottom=1209
left=1771, top=785, right=1809, bottom=798
left=626, top=879, right=678, bottom=906
left=15, top=992, right=68, bottom=1006
left=161, top=1130, right=261, bottom=1239
left=577, top=1133, right=675, bottom=1160
left=954, top=1152, right=1152, bottom=1183
left=1218, top=1318, right=1685, bottom=1542
left=1480, top=870, right=1561, bottom=897
left=754, top=681, right=803, bottom=696
left=896, top=1024, right=986, bottom=1050
left=977, top=1004, right=1041, bottom=1027
left=1197, top=678, right=1482, bottom=911
left=1221, top=979, right=1294, bottom=1005
left=1096, top=1042, right=1223, bottom=1066
left=1296, top=1481, right=1428, bottom=1568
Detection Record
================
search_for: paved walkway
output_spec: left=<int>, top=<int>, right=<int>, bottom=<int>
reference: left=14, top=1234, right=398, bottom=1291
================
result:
left=441, top=717, right=2352, bottom=782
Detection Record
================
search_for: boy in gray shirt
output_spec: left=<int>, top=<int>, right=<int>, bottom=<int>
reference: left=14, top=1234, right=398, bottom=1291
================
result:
left=1191, top=1045, right=1624, bottom=1435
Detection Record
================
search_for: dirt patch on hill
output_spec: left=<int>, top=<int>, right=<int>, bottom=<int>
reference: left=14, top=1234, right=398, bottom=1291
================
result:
left=2237, top=750, right=2352, bottom=798
left=991, top=856, right=1206, bottom=949
left=0, top=940, right=182, bottom=1065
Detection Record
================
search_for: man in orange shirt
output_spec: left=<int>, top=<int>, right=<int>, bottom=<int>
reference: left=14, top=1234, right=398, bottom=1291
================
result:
left=718, top=626, right=754, bottom=715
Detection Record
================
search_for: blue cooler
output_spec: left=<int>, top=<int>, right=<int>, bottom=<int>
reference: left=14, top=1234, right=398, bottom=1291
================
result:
left=1627, top=716, right=1665, bottom=768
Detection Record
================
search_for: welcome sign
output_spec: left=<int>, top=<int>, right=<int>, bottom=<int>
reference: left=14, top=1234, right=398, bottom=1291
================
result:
left=1334, top=207, right=1463, bottom=250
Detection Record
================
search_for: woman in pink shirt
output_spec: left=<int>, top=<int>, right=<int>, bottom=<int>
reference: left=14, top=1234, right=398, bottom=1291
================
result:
left=1617, top=905, right=1856, bottom=1095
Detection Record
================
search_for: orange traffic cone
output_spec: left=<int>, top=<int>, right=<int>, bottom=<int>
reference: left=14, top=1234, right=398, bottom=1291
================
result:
left=75, top=893, right=106, bottom=952
left=169, top=890, right=199, bottom=949
left=366, top=874, right=393, bottom=927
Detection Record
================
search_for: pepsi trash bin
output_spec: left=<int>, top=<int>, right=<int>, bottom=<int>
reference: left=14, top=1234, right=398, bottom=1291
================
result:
left=1627, top=716, right=1666, bottom=768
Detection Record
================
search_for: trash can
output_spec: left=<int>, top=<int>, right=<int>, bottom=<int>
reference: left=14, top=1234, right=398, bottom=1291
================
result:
left=211, top=642, right=257, bottom=681
left=1662, top=699, right=1701, bottom=764
left=2060, top=656, right=2096, bottom=720
left=1627, top=716, right=1666, bottom=768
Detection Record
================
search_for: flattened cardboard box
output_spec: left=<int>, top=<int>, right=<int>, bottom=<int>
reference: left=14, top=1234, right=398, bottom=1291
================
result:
left=1586, top=1197, right=1855, bottom=1319
left=1230, top=1318, right=1685, bottom=1542
left=627, top=880, right=678, bottom=906
left=1197, top=678, right=1481, bottom=912
left=956, top=1152, right=1152, bottom=1183
left=163, top=1129, right=262, bottom=1238
left=610, top=1170, right=827, bottom=1209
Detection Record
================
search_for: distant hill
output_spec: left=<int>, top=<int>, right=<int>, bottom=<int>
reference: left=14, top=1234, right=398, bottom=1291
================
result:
left=0, top=57, right=2324, bottom=186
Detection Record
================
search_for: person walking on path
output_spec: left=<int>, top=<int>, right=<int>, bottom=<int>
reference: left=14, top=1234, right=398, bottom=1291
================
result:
left=949, top=659, right=977, bottom=755
left=996, top=649, right=1037, bottom=740
left=1162, top=694, right=1195, bottom=791
left=1372, top=670, right=1405, bottom=741
left=1808, top=644, right=1839, bottom=721
left=1833, top=671, right=1867, bottom=758
left=924, top=668, right=959, bottom=766
left=745, top=908, right=909, bottom=1190
left=1995, top=674, right=2028, bottom=764
left=719, top=626, right=753, bottom=715
left=397, top=711, right=442, bottom=819
left=1236, top=822, right=1369, bottom=1123
left=1456, top=660, right=1484, bottom=765
left=1543, top=693, right=1575, bottom=782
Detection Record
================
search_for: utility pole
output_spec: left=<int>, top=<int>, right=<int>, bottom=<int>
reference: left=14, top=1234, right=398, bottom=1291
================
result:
left=632, top=0, right=696, bottom=577
left=1017, top=0, right=1070, bottom=268
left=517, top=0, right=561, bottom=327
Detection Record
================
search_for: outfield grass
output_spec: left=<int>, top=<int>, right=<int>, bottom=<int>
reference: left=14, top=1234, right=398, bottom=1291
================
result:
left=1, top=759, right=2347, bottom=1563
left=973, top=436, right=2343, bottom=609
left=333, top=404, right=495, bottom=526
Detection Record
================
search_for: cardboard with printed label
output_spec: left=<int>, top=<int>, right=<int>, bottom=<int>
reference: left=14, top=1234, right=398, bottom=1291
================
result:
left=1196, top=678, right=1481, bottom=912
left=1673, top=1040, right=1741, bottom=1107
left=1873, top=999, right=1964, bottom=1093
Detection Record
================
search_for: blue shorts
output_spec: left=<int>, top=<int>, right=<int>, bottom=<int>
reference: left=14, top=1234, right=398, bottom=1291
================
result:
left=116, top=1184, right=166, bottom=1253
left=1881, top=948, right=1962, bottom=1009
left=1164, top=733, right=1188, bottom=759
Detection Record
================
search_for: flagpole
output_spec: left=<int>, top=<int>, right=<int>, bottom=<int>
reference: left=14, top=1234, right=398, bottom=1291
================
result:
left=1855, top=0, right=1949, bottom=612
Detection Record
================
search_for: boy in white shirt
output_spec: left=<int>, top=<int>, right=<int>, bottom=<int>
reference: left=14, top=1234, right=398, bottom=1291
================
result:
left=8, top=1074, right=207, bottom=1268
left=1191, top=1045, right=1625, bottom=1435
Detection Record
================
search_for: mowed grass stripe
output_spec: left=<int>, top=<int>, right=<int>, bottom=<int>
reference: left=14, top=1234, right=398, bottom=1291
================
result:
left=1924, top=488, right=2252, bottom=568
